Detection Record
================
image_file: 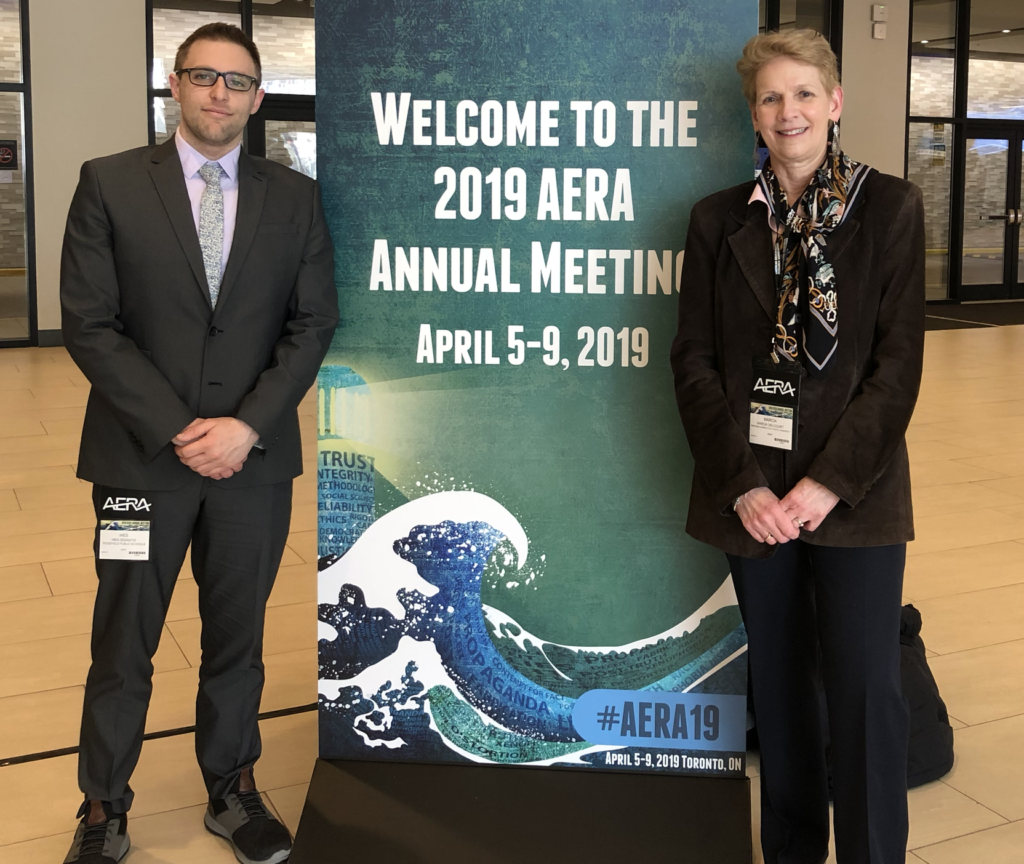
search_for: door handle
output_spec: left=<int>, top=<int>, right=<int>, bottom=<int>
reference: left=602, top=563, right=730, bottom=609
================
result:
left=981, top=212, right=1012, bottom=221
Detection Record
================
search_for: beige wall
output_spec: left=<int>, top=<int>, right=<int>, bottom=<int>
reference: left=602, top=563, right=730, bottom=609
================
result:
left=839, top=0, right=909, bottom=178
left=30, top=0, right=148, bottom=333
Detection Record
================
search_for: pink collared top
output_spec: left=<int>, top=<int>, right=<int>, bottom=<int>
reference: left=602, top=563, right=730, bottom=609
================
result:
left=749, top=183, right=784, bottom=236
left=175, top=127, right=240, bottom=272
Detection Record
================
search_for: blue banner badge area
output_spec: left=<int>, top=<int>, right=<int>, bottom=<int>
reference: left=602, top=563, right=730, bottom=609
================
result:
left=574, top=690, right=746, bottom=753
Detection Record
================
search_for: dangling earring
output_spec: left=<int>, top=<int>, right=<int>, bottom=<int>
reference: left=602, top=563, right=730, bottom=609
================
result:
left=829, top=120, right=841, bottom=158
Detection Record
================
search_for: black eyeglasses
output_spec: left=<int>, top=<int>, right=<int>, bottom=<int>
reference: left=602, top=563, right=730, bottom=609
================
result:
left=176, top=67, right=259, bottom=92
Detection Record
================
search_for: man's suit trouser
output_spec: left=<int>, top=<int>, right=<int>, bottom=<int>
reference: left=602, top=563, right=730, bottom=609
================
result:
left=727, top=541, right=909, bottom=864
left=79, top=475, right=293, bottom=814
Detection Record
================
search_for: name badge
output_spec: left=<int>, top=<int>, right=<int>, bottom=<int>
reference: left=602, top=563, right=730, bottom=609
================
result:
left=99, top=520, right=151, bottom=560
left=749, top=358, right=801, bottom=451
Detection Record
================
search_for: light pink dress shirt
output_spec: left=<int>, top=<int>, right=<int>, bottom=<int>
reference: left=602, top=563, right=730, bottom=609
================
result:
left=174, top=128, right=241, bottom=271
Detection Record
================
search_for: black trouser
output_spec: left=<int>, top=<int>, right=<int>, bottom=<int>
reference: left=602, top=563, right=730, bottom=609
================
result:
left=78, top=476, right=293, bottom=815
left=727, top=541, right=909, bottom=864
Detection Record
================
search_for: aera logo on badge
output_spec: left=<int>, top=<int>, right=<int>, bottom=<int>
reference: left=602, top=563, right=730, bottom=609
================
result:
left=753, top=377, right=797, bottom=397
left=103, top=496, right=152, bottom=512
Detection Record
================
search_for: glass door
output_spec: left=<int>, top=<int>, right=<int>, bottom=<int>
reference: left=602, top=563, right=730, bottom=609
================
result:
left=1020, top=139, right=1024, bottom=295
left=0, top=93, right=30, bottom=341
left=960, top=125, right=1024, bottom=300
left=0, top=0, right=33, bottom=346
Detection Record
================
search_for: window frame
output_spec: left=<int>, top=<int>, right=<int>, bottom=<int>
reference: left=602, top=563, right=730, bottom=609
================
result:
left=904, top=0, right=1024, bottom=302
left=760, top=0, right=846, bottom=69
left=0, top=0, right=37, bottom=347
left=905, top=0, right=962, bottom=303
left=144, top=0, right=316, bottom=151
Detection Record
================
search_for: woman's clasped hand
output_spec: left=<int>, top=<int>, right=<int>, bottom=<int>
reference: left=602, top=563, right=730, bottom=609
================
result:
left=735, top=477, right=841, bottom=544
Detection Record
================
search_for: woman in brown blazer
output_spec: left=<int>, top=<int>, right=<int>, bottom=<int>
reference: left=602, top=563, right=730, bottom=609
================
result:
left=671, top=30, right=925, bottom=864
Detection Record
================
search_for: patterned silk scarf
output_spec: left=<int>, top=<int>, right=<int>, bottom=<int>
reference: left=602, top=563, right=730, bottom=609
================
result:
left=757, top=123, right=871, bottom=378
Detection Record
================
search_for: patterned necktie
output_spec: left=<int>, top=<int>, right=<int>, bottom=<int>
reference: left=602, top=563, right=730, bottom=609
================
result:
left=197, top=161, right=225, bottom=308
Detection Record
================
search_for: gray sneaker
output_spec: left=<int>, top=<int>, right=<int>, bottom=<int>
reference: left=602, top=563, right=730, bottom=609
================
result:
left=204, top=789, right=292, bottom=864
left=63, top=803, right=130, bottom=863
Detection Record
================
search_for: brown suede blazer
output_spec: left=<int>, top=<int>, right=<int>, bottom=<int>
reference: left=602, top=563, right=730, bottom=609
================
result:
left=670, top=171, right=925, bottom=559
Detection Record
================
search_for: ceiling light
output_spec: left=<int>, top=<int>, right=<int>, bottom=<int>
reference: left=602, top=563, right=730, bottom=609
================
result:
left=921, top=40, right=929, bottom=43
left=1003, top=29, right=1011, bottom=33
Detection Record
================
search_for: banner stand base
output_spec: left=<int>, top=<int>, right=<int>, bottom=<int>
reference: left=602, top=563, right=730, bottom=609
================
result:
left=290, top=758, right=752, bottom=863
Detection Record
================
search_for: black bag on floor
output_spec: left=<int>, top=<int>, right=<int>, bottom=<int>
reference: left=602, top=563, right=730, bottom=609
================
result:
left=901, top=603, right=955, bottom=787
left=749, top=604, right=955, bottom=790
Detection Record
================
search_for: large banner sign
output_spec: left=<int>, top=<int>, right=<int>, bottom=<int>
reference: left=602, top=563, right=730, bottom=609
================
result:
left=316, top=0, right=756, bottom=778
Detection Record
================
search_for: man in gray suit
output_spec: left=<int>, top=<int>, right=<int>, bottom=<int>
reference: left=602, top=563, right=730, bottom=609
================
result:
left=60, top=23, right=337, bottom=864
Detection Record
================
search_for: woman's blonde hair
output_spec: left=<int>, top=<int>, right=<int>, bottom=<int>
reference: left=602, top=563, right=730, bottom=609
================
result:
left=736, top=30, right=840, bottom=106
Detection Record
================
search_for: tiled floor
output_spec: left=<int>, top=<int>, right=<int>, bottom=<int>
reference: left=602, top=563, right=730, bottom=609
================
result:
left=0, top=329, right=1022, bottom=862
left=0, top=346, right=320, bottom=863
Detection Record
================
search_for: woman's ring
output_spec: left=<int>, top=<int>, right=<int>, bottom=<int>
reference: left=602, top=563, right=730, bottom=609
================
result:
left=765, top=532, right=774, bottom=542
left=795, top=518, right=805, bottom=528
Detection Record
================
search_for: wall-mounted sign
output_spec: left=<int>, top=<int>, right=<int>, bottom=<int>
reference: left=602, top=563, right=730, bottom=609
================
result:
left=0, top=141, right=18, bottom=171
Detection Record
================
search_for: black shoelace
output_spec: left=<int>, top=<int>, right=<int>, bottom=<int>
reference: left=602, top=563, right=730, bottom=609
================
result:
left=79, top=820, right=114, bottom=855
left=237, top=790, right=270, bottom=821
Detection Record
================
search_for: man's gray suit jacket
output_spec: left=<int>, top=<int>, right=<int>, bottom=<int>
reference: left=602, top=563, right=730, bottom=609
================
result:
left=60, top=137, right=339, bottom=490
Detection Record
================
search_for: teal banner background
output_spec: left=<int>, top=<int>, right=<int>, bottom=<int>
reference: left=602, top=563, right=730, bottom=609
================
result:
left=316, top=0, right=757, bottom=775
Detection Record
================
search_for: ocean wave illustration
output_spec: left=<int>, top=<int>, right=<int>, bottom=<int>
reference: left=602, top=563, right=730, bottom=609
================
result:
left=482, top=581, right=745, bottom=700
left=318, top=491, right=746, bottom=764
